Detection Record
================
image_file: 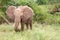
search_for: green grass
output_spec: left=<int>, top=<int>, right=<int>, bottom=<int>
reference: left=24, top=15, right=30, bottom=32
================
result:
left=0, top=23, right=60, bottom=40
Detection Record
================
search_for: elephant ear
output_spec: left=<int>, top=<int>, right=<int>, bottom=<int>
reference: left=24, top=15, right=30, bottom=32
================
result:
left=22, top=6, right=34, bottom=19
left=6, top=6, right=16, bottom=20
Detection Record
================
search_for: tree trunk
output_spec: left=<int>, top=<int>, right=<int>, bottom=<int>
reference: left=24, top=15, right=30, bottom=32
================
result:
left=1, top=15, right=10, bottom=25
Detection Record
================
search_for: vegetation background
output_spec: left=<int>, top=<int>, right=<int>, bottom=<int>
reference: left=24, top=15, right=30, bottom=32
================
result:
left=0, top=0, right=60, bottom=24
left=0, top=0, right=60, bottom=40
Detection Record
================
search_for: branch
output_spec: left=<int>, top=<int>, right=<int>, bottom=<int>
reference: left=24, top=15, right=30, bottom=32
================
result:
left=0, top=15, right=10, bottom=25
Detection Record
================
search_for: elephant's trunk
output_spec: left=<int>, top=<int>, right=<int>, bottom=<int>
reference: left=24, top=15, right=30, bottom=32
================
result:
left=14, top=16, right=20, bottom=31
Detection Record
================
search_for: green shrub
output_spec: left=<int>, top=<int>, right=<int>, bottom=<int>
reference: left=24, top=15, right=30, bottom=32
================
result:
left=33, top=5, right=60, bottom=24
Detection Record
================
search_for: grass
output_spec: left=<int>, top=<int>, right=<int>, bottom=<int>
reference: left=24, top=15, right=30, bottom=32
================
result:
left=0, top=23, right=60, bottom=40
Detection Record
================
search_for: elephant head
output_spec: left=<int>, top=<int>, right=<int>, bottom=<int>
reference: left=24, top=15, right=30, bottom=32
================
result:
left=6, top=6, right=23, bottom=31
left=6, top=6, right=24, bottom=20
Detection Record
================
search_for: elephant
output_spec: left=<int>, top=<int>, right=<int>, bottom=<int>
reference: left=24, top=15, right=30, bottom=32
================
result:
left=6, top=6, right=34, bottom=32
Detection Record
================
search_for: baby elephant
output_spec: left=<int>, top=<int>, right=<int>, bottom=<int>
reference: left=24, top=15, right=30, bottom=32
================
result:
left=6, top=6, right=34, bottom=32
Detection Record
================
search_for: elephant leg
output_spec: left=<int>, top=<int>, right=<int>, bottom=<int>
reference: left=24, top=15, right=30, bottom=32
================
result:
left=30, top=21, right=32, bottom=30
left=28, top=18, right=32, bottom=30
left=21, top=21, right=24, bottom=31
left=26, top=23, right=29, bottom=29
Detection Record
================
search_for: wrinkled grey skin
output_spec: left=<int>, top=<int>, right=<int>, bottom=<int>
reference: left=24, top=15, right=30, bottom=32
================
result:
left=6, top=6, right=34, bottom=32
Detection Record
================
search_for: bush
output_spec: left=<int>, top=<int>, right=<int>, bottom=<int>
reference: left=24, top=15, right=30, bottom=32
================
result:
left=33, top=5, right=60, bottom=24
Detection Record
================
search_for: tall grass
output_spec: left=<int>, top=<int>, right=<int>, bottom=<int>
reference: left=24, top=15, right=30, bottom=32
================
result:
left=0, top=23, right=60, bottom=40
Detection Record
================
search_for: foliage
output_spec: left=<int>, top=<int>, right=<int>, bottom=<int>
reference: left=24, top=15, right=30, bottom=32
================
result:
left=33, top=5, right=60, bottom=24
left=36, top=0, right=49, bottom=5
left=0, top=0, right=60, bottom=24
left=36, top=0, right=60, bottom=5
left=48, top=0, right=60, bottom=4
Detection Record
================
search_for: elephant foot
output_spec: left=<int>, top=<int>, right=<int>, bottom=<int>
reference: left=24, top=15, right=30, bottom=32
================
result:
left=14, top=29, right=20, bottom=32
left=21, top=30, right=23, bottom=31
left=20, top=29, right=24, bottom=31
left=30, top=27, right=32, bottom=30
